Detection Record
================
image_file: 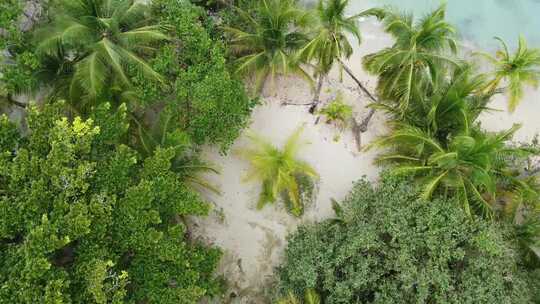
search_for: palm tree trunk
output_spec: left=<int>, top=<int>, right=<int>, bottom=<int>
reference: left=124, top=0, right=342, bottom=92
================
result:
left=338, top=58, right=377, bottom=103
left=309, top=74, right=325, bottom=114
left=337, top=58, right=378, bottom=133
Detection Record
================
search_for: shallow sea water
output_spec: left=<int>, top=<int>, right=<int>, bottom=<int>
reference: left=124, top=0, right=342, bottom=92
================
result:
left=348, top=0, right=540, bottom=50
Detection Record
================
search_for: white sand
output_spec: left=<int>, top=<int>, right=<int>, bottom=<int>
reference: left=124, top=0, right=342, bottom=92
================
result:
left=193, top=21, right=392, bottom=303
left=192, top=16, right=540, bottom=303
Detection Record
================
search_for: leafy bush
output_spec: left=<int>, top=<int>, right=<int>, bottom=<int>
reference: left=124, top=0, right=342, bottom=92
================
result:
left=318, top=92, right=353, bottom=130
left=148, top=0, right=257, bottom=151
left=0, top=103, right=222, bottom=303
left=276, top=174, right=539, bottom=303
left=0, top=0, right=23, bottom=50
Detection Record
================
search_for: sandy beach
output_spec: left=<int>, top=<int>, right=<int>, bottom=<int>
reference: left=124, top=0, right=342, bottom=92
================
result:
left=191, top=16, right=540, bottom=303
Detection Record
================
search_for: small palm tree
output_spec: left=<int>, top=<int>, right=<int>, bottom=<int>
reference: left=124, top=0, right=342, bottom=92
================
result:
left=476, top=36, right=540, bottom=112
left=299, top=0, right=361, bottom=113
left=277, top=289, right=321, bottom=304
left=369, top=124, right=525, bottom=218
left=34, top=0, right=168, bottom=104
left=318, top=92, right=353, bottom=131
left=362, top=4, right=459, bottom=114
left=240, top=127, right=318, bottom=217
left=224, top=0, right=312, bottom=93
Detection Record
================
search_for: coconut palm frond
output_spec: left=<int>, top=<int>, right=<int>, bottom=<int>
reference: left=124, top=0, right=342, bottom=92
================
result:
left=33, top=0, right=166, bottom=106
left=240, top=128, right=318, bottom=217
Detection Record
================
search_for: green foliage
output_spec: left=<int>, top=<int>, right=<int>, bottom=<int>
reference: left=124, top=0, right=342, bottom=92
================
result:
left=277, top=289, right=321, bottom=304
left=318, top=92, right=352, bottom=130
left=300, top=0, right=361, bottom=75
left=368, top=123, right=532, bottom=218
left=0, top=0, right=23, bottom=50
left=476, top=36, right=540, bottom=112
left=276, top=174, right=539, bottom=303
left=224, top=0, right=313, bottom=92
left=240, top=127, right=318, bottom=217
left=1, top=51, right=41, bottom=95
left=148, top=0, right=257, bottom=151
left=33, top=0, right=167, bottom=105
left=384, top=65, right=492, bottom=142
left=362, top=4, right=459, bottom=114
left=0, top=103, right=222, bottom=303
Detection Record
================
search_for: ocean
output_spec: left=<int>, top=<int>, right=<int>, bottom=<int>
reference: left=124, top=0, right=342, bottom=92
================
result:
left=349, top=0, right=540, bottom=50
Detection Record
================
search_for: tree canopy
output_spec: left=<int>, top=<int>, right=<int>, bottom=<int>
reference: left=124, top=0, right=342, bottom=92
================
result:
left=0, top=103, right=222, bottom=303
left=276, top=174, right=540, bottom=303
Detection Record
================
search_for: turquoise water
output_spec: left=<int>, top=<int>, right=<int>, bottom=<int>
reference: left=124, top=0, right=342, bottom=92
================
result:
left=349, top=0, right=540, bottom=50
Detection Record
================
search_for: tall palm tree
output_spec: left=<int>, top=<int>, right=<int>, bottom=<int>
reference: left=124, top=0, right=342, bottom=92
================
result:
left=476, top=36, right=540, bottom=112
left=224, top=0, right=312, bottom=93
left=362, top=4, right=459, bottom=115
left=34, top=0, right=168, bottom=104
left=299, top=0, right=361, bottom=113
left=239, top=127, right=318, bottom=217
left=369, top=124, right=526, bottom=218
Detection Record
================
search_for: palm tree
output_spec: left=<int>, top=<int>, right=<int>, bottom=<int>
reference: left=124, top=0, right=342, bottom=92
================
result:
left=368, top=123, right=525, bottom=218
left=387, top=65, right=493, bottom=142
left=224, top=0, right=312, bottom=93
left=362, top=4, right=459, bottom=115
left=240, top=127, right=318, bottom=217
left=34, top=0, right=168, bottom=104
left=299, top=0, right=361, bottom=113
left=476, top=36, right=540, bottom=112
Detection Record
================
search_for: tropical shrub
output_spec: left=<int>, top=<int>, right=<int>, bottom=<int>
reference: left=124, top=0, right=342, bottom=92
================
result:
left=0, top=103, right=222, bottom=303
left=276, top=174, right=539, bottom=303
left=0, top=0, right=23, bottom=50
left=318, top=92, right=352, bottom=131
left=147, top=0, right=257, bottom=151
left=476, top=36, right=540, bottom=112
left=0, top=0, right=39, bottom=106
left=240, top=127, right=318, bottom=217
left=223, top=0, right=313, bottom=92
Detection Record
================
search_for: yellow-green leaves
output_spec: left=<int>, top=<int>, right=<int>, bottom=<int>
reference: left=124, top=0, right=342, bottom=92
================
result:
left=240, top=127, right=318, bottom=216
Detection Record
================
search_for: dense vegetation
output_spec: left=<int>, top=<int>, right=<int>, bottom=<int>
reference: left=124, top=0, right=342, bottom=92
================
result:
left=1, top=0, right=255, bottom=302
left=274, top=2, right=540, bottom=303
left=0, top=103, right=222, bottom=303
left=276, top=175, right=540, bottom=303
left=1, top=0, right=540, bottom=303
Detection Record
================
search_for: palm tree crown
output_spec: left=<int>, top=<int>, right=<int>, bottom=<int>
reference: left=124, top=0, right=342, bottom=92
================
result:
left=224, top=0, right=312, bottom=92
left=477, top=36, right=540, bottom=112
left=240, top=127, right=318, bottom=217
left=35, top=0, right=168, bottom=103
left=369, top=123, right=525, bottom=218
left=299, top=0, right=361, bottom=113
left=362, top=4, right=459, bottom=114
left=300, top=0, right=361, bottom=75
